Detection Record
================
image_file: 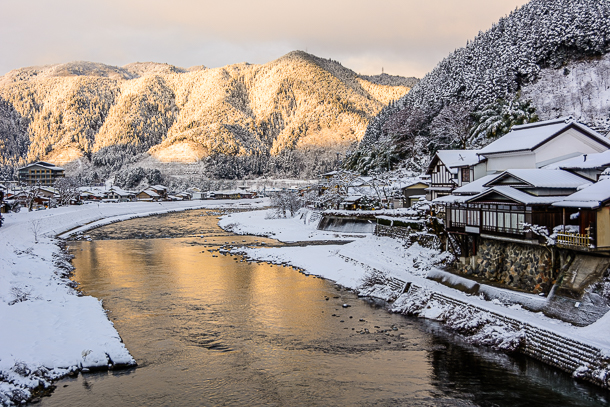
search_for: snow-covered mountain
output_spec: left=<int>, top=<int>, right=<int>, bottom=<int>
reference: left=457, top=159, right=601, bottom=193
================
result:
left=348, top=0, right=610, bottom=173
left=0, top=51, right=415, bottom=179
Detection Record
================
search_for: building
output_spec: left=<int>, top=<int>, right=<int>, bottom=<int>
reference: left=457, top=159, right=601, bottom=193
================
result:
left=17, top=162, right=65, bottom=186
left=399, top=180, right=430, bottom=207
left=545, top=150, right=610, bottom=182
left=441, top=169, right=606, bottom=252
left=136, top=189, right=161, bottom=201
left=479, top=117, right=610, bottom=174
left=552, top=178, right=610, bottom=251
left=148, top=185, right=168, bottom=200
left=425, top=150, right=484, bottom=200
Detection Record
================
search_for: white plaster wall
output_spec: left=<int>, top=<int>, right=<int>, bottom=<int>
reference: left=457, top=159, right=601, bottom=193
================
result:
left=535, top=128, right=609, bottom=166
left=486, top=153, right=536, bottom=173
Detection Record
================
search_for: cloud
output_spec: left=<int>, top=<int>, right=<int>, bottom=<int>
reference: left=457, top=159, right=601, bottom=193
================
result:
left=0, top=0, right=528, bottom=77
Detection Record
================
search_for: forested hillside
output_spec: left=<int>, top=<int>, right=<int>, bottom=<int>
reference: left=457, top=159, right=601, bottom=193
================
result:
left=348, top=0, right=610, bottom=173
left=0, top=51, right=415, bottom=180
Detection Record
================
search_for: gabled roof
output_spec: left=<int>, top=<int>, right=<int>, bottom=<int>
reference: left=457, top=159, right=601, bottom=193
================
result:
left=452, top=174, right=497, bottom=195
left=428, top=150, right=482, bottom=174
left=545, top=150, right=610, bottom=170
left=341, top=195, right=364, bottom=203
left=467, top=186, right=563, bottom=205
left=18, top=161, right=65, bottom=171
left=139, top=189, right=160, bottom=197
left=150, top=184, right=167, bottom=190
left=479, top=117, right=610, bottom=156
left=483, top=169, right=589, bottom=189
left=432, top=194, right=468, bottom=204
left=552, top=179, right=610, bottom=209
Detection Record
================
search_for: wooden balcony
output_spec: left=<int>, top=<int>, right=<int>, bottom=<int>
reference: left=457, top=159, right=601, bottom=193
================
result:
left=556, top=232, right=592, bottom=249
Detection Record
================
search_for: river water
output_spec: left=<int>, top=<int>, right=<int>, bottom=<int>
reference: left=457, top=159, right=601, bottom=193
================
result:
left=41, top=209, right=609, bottom=406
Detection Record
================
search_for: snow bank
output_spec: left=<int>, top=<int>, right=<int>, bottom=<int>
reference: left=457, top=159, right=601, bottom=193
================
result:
left=219, top=208, right=366, bottom=242
left=0, top=199, right=267, bottom=405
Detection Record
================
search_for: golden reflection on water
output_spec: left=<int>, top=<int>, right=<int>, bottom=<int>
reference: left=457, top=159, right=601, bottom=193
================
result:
left=44, top=210, right=608, bottom=407
left=63, top=211, right=439, bottom=405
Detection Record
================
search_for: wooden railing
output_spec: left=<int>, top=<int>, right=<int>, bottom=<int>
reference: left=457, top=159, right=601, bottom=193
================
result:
left=557, top=232, right=591, bottom=248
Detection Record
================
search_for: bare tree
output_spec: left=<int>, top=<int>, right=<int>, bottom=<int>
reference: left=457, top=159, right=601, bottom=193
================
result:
left=22, top=183, right=41, bottom=212
left=29, top=219, right=42, bottom=243
left=53, top=177, right=80, bottom=206
left=429, top=103, right=474, bottom=149
left=270, top=191, right=303, bottom=218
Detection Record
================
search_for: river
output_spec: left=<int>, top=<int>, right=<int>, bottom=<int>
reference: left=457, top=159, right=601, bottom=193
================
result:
left=41, top=209, right=609, bottom=406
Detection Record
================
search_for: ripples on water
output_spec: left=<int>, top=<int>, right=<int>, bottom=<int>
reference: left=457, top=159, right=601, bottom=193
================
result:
left=40, top=210, right=610, bottom=406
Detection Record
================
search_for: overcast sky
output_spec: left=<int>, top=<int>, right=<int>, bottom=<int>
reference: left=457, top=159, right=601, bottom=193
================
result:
left=1, top=0, right=529, bottom=78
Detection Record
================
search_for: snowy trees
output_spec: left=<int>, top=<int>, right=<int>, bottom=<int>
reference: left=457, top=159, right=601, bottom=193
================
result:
left=351, top=0, right=610, bottom=173
left=469, top=97, right=538, bottom=148
left=0, top=52, right=410, bottom=180
left=114, top=167, right=164, bottom=189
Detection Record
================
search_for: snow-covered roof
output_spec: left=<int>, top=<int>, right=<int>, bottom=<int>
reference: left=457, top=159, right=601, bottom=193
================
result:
left=434, top=150, right=482, bottom=173
left=452, top=174, right=497, bottom=195
left=545, top=150, right=610, bottom=170
left=17, top=161, right=65, bottom=171
left=432, top=194, right=468, bottom=204
left=484, top=169, right=589, bottom=189
left=150, top=184, right=167, bottom=190
left=211, top=189, right=249, bottom=195
left=468, top=186, right=564, bottom=205
left=479, top=117, right=610, bottom=156
left=341, top=195, right=363, bottom=203
left=552, top=179, right=610, bottom=209
left=140, top=189, right=160, bottom=197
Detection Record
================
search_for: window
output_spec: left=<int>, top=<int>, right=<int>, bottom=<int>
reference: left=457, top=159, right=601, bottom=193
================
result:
left=461, top=168, right=470, bottom=183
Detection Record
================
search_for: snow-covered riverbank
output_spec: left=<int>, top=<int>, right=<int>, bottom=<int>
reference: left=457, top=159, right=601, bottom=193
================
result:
left=0, top=199, right=267, bottom=405
left=219, top=209, right=610, bottom=387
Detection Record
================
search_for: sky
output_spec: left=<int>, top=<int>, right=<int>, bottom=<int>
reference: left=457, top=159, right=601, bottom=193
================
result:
left=0, top=0, right=529, bottom=78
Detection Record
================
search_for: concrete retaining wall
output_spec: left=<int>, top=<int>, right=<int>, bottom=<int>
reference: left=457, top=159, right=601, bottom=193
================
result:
left=406, top=284, right=609, bottom=388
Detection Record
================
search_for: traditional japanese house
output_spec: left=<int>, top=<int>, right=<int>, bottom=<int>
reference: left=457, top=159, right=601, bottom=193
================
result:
left=149, top=185, right=168, bottom=200
left=339, top=195, right=364, bottom=210
left=479, top=117, right=610, bottom=174
left=442, top=169, right=589, bottom=247
left=425, top=150, right=485, bottom=200
left=552, top=178, right=610, bottom=252
left=136, top=189, right=160, bottom=201
left=545, top=150, right=610, bottom=182
left=399, top=180, right=430, bottom=207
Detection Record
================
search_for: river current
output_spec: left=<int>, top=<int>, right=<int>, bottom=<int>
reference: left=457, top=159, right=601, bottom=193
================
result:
left=41, top=209, right=609, bottom=406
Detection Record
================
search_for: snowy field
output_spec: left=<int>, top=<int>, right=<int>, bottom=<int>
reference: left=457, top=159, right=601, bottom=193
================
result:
left=0, top=199, right=267, bottom=405
left=220, top=209, right=610, bottom=359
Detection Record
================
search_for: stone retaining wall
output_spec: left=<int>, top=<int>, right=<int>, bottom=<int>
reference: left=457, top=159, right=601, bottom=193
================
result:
left=456, top=238, right=555, bottom=293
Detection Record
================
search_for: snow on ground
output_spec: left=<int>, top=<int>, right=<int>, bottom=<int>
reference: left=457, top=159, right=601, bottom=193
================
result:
left=219, top=208, right=367, bottom=242
left=0, top=199, right=267, bottom=405
left=220, top=209, right=610, bottom=355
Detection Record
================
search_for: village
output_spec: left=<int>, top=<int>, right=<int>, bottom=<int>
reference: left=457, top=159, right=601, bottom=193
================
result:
left=2, top=116, right=610, bottom=403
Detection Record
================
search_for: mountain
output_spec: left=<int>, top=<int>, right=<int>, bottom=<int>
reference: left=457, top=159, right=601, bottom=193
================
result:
left=0, top=51, right=416, bottom=180
left=348, top=0, right=610, bottom=173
